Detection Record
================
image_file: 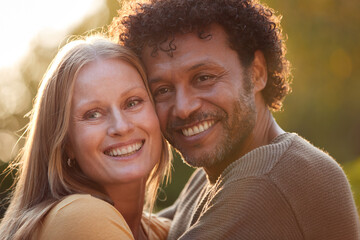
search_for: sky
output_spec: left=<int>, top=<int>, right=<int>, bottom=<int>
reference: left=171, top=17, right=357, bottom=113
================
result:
left=0, top=0, right=107, bottom=162
left=0, top=0, right=105, bottom=68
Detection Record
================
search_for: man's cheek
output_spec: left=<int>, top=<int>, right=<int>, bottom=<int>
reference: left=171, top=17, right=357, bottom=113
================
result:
left=155, top=106, right=169, bottom=129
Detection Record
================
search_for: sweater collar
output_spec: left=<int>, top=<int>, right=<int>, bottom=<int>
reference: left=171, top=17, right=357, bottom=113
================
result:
left=211, top=132, right=296, bottom=186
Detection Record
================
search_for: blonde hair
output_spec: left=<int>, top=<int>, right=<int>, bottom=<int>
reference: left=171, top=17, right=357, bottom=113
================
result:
left=0, top=35, right=172, bottom=240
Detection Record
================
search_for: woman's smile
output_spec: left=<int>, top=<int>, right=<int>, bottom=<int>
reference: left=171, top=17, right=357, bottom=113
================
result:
left=104, top=140, right=144, bottom=158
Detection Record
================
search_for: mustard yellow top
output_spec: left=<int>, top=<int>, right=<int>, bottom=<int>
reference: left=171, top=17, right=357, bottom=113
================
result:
left=34, top=194, right=170, bottom=240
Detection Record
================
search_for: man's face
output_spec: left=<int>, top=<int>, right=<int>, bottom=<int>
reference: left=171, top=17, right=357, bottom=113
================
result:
left=142, top=24, right=257, bottom=171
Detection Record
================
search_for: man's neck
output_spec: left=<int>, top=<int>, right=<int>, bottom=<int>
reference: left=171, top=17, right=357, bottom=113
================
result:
left=204, top=107, right=284, bottom=184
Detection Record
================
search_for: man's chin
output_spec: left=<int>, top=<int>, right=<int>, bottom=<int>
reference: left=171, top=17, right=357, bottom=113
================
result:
left=181, top=151, right=221, bottom=169
left=182, top=157, right=205, bottom=168
left=169, top=137, right=226, bottom=168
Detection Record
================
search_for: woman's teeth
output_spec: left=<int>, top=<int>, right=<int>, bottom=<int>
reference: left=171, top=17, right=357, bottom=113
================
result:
left=182, top=120, right=215, bottom=137
left=105, top=142, right=143, bottom=157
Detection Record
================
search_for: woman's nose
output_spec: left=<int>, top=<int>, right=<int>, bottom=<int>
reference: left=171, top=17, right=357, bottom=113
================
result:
left=107, top=111, right=134, bottom=136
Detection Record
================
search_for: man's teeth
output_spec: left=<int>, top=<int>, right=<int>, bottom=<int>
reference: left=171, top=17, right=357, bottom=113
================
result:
left=106, top=142, right=143, bottom=157
left=182, top=120, right=214, bottom=137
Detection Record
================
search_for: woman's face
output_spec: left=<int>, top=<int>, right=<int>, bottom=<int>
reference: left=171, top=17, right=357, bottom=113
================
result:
left=67, top=57, right=162, bottom=187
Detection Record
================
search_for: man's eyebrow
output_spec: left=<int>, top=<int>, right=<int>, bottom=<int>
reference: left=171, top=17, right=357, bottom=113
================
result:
left=188, top=61, right=223, bottom=72
left=188, top=63, right=206, bottom=71
left=148, top=61, right=224, bottom=84
left=148, top=77, right=162, bottom=84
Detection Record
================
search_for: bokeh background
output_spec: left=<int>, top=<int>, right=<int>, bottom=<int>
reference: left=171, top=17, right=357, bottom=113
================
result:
left=0, top=0, right=359, bottom=217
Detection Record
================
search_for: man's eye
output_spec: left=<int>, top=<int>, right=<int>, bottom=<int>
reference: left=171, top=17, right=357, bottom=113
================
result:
left=157, top=87, right=170, bottom=95
left=152, top=85, right=173, bottom=102
left=197, top=75, right=214, bottom=82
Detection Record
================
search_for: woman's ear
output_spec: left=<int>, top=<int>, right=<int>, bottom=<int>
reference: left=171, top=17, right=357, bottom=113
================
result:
left=252, top=50, right=268, bottom=93
left=65, top=141, right=75, bottom=160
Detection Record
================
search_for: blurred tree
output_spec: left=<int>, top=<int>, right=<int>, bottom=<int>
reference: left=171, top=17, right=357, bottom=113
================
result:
left=0, top=163, right=15, bottom=218
left=155, top=151, right=194, bottom=211
left=268, top=0, right=360, bottom=163
left=343, top=158, right=360, bottom=211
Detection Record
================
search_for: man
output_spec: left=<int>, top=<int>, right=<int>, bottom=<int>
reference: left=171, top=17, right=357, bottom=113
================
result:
left=110, top=0, right=360, bottom=239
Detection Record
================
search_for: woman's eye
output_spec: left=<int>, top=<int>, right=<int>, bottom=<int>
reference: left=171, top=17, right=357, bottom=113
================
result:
left=126, top=99, right=143, bottom=109
left=85, top=111, right=102, bottom=119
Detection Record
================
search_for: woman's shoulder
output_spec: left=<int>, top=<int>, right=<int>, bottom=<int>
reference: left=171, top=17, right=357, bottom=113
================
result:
left=47, top=194, right=124, bottom=221
left=51, top=194, right=113, bottom=212
left=36, top=194, right=134, bottom=240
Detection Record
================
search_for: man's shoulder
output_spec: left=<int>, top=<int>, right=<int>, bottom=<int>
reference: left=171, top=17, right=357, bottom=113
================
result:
left=181, top=168, right=207, bottom=193
left=269, top=133, right=348, bottom=193
left=273, top=132, right=335, bottom=163
left=278, top=133, right=341, bottom=173
left=218, top=132, right=296, bottom=183
left=268, top=134, right=360, bottom=238
left=287, top=134, right=333, bottom=158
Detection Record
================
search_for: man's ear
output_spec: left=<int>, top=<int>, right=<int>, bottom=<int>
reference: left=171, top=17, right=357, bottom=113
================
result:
left=251, top=50, right=268, bottom=93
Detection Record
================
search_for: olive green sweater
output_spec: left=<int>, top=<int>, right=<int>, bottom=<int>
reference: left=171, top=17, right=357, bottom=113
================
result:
left=159, top=133, right=360, bottom=239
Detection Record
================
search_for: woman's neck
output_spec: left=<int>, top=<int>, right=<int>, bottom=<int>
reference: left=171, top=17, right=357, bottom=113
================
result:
left=104, top=179, right=147, bottom=240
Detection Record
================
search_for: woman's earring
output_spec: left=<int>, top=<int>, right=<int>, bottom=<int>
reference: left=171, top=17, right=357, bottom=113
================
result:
left=67, top=158, right=74, bottom=167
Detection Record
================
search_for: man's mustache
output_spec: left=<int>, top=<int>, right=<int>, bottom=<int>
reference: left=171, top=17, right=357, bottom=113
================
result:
left=167, top=110, right=226, bottom=129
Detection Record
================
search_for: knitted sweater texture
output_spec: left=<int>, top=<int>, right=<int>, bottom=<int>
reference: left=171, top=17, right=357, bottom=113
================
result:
left=160, top=133, right=360, bottom=239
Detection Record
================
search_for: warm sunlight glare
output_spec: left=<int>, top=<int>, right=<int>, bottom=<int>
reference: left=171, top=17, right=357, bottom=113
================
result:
left=0, top=0, right=105, bottom=68
left=0, top=0, right=107, bottom=163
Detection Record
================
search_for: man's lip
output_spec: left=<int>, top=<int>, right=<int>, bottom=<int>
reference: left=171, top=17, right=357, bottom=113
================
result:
left=171, top=119, right=216, bottom=131
left=170, top=119, right=216, bottom=139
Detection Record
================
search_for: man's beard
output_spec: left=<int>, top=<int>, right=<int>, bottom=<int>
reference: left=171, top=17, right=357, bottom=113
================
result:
left=181, top=97, right=256, bottom=169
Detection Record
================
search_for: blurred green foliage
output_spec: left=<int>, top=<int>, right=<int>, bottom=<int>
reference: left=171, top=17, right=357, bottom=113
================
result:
left=343, top=158, right=360, bottom=213
left=0, top=163, right=15, bottom=217
left=0, top=0, right=359, bottom=216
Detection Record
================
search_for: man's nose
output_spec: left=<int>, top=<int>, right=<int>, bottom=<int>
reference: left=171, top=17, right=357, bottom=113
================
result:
left=173, top=88, right=201, bottom=119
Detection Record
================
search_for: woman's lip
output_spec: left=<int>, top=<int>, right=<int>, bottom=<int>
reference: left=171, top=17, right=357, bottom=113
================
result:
left=103, top=139, right=145, bottom=153
left=104, top=142, right=145, bottom=160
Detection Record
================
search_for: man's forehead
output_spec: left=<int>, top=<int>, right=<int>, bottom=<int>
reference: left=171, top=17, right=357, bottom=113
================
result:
left=141, top=23, right=230, bottom=59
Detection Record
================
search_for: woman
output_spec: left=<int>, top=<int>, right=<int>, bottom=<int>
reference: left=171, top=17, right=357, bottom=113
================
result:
left=0, top=35, right=172, bottom=240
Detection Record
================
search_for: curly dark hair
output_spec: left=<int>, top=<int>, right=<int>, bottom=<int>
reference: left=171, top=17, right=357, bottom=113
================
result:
left=109, top=0, right=292, bottom=111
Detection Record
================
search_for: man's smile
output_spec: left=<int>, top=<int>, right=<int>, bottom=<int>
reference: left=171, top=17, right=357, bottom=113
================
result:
left=181, top=120, right=215, bottom=137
